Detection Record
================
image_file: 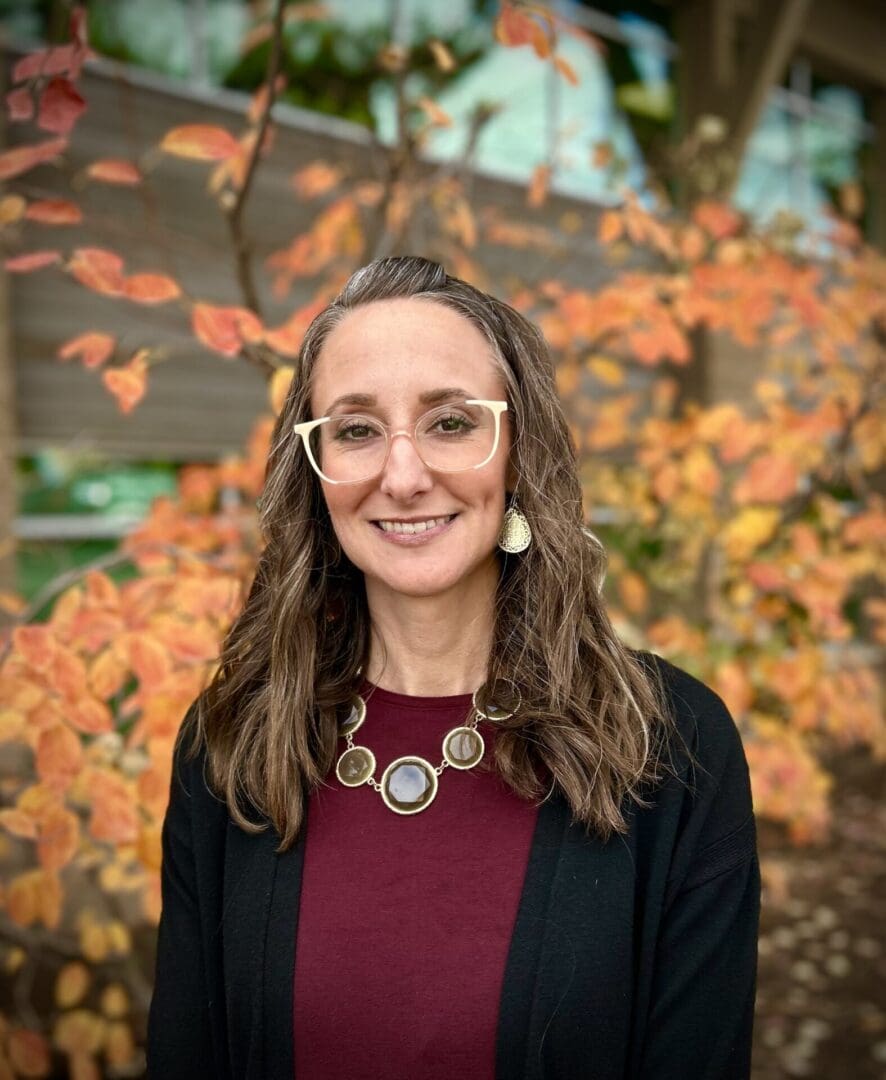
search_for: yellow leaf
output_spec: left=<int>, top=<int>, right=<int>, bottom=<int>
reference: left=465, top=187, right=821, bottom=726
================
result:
left=586, top=355, right=624, bottom=387
left=428, top=39, right=456, bottom=72
left=100, top=984, right=130, bottom=1020
left=52, top=1010, right=106, bottom=1056
left=55, top=962, right=91, bottom=1009
left=722, top=507, right=780, bottom=560
left=104, top=1020, right=135, bottom=1067
left=269, top=365, right=294, bottom=415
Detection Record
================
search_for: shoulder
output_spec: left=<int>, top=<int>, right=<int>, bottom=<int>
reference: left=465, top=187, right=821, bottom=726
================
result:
left=630, top=650, right=757, bottom=889
left=632, top=648, right=749, bottom=787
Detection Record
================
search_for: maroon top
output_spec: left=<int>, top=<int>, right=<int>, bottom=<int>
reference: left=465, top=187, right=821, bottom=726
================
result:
left=292, top=680, right=540, bottom=1079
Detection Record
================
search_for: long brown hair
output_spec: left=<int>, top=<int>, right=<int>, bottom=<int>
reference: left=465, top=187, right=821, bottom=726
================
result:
left=189, top=256, right=684, bottom=849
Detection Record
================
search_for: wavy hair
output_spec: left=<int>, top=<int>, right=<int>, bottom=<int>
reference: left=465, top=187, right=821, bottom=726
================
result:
left=189, top=255, right=684, bottom=849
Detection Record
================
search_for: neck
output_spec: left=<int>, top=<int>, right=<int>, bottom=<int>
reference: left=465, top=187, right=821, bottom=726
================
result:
left=363, top=562, right=498, bottom=697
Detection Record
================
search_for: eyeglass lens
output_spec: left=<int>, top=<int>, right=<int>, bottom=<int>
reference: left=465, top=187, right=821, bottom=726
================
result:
left=309, top=401, right=499, bottom=483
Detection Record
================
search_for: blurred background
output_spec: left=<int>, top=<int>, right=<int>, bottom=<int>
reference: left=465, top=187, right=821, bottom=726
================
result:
left=0, top=1, right=883, bottom=1077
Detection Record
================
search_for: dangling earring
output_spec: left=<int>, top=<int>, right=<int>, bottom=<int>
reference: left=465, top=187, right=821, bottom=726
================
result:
left=498, top=494, right=532, bottom=553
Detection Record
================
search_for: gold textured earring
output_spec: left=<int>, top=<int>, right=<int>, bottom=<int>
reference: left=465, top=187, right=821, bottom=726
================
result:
left=498, top=494, right=532, bottom=553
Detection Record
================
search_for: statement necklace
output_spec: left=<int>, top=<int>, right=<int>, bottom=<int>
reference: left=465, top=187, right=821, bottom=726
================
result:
left=335, top=679, right=521, bottom=815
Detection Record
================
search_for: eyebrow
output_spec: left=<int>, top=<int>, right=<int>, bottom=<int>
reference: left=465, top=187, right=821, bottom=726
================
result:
left=323, top=387, right=474, bottom=415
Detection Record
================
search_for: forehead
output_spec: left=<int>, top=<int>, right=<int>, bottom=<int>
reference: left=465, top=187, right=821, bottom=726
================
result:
left=310, top=297, right=505, bottom=412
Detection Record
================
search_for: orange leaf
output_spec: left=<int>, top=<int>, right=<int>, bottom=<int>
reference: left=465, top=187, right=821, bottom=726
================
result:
left=67, top=696, right=114, bottom=737
left=553, top=55, right=578, bottom=85
left=24, top=197, right=82, bottom=224
left=88, top=649, right=128, bottom=699
left=160, top=123, right=240, bottom=161
left=123, top=272, right=182, bottom=304
left=692, top=200, right=742, bottom=240
left=69, top=247, right=126, bottom=296
left=4, top=250, right=62, bottom=273
left=53, top=1009, right=106, bottom=1057
left=598, top=210, right=622, bottom=245
left=47, top=645, right=88, bottom=700
left=0, top=136, right=67, bottom=181
left=0, top=707, right=28, bottom=741
left=264, top=297, right=325, bottom=358
left=0, top=808, right=39, bottom=840
left=192, top=302, right=263, bottom=356
left=37, top=803, right=79, bottom=871
left=290, top=160, right=344, bottom=199
left=89, top=771, right=138, bottom=845
left=127, top=634, right=172, bottom=685
left=36, top=724, right=83, bottom=792
left=527, top=163, right=551, bottom=208
left=8, top=1028, right=51, bottom=1077
left=416, top=96, right=453, bottom=128
left=7, top=869, right=62, bottom=929
left=101, top=350, right=148, bottom=414
left=85, top=158, right=142, bottom=185
left=734, top=453, right=799, bottom=504
left=13, top=625, right=57, bottom=671
left=57, top=331, right=115, bottom=369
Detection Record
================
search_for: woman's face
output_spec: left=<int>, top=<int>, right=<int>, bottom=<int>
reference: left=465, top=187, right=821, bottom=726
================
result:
left=309, top=297, right=514, bottom=601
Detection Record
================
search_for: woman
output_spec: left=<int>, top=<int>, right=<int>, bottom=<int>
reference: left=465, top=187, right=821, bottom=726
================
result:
left=147, top=256, right=760, bottom=1079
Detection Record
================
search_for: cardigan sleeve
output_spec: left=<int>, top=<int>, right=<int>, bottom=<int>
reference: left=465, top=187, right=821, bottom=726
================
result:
left=146, top=723, right=218, bottom=1079
left=638, top=689, right=761, bottom=1079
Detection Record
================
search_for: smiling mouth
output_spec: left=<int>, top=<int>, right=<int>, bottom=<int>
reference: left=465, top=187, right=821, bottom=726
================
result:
left=372, top=514, right=457, bottom=535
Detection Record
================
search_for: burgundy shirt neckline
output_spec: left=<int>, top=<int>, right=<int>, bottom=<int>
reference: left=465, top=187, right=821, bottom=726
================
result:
left=358, top=677, right=476, bottom=711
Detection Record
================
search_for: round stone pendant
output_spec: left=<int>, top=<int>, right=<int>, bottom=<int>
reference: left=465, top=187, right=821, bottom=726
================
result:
left=473, top=679, right=521, bottom=721
left=338, top=695, right=366, bottom=737
left=442, top=726, right=485, bottom=770
left=336, top=745, right=376, bottom=787
left=380, top=756, right=438, bottom=815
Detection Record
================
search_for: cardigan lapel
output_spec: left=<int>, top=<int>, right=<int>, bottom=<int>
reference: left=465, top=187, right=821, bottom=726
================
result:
left=494, top=792, right=571, bottom=1080
left=222, top=804, right=308, bottom=1080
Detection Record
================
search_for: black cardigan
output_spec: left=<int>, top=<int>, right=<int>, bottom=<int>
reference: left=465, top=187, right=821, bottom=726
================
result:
left=147, top=653, right=760, bottom=1079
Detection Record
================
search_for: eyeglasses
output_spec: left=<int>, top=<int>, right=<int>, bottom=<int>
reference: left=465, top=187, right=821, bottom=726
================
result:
left=293, top=399, right=508, bottom=485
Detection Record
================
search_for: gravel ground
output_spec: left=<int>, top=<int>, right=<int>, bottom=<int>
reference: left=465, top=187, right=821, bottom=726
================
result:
left=753, top=748, right=886, bottom=1079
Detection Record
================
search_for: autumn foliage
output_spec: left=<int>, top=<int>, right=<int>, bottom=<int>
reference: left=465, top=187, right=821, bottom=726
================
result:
left=0, top=2, right=884, bottom=1076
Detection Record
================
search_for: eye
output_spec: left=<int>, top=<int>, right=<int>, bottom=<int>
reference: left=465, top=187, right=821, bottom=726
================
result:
left=431, top=412, right=476, bottom=434
left=334, top=420, right=380, bottom=441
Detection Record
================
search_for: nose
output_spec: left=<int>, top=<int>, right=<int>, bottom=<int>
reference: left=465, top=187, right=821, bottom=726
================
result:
left=378, top=431, right=433, bottom=499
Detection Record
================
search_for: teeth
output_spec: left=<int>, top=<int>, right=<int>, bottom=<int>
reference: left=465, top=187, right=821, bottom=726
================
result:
left=377, top=516, right=453, bottom=535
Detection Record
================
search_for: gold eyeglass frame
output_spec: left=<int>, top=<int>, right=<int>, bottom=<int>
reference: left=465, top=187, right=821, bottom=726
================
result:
left=293, top=399, right=509, bottom=486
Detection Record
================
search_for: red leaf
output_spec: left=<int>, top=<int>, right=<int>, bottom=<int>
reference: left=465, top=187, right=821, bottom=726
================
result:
left=6, top=86, right=34, bottom=121
left=0, top=136, right=67, bottom=181
left=101, top=350, right=148, bottom=414
left=57, top=331, right=116, bottom=369
left=4, top=250, right=62, bottom=273
left=191, top=302, right=263, bottom=356
left=123, top=272, right=182, bottom=304
left=85, top=158, right=142, bottom=185
left=68, top=246, right=126, bottom=296
left=37, top=76, right=86, bottom=135
left=25, top=197, right=83, bottom=225
left=12, top=51, right=46, bottom=84
left=71, top=5, right=90, bottom=49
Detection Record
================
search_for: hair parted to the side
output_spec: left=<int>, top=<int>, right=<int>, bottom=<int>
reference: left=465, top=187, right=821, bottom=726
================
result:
left=186, top=255, right=686, bottom=850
